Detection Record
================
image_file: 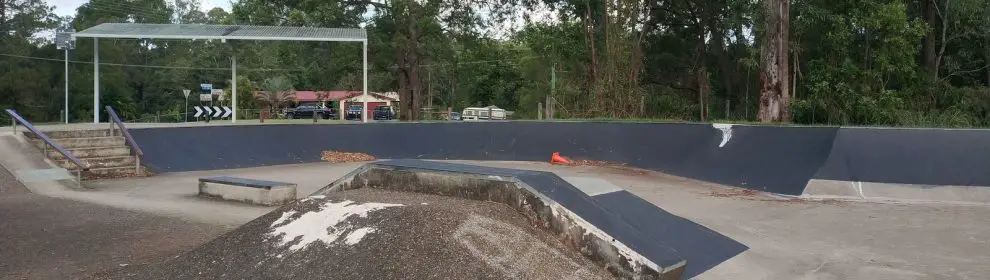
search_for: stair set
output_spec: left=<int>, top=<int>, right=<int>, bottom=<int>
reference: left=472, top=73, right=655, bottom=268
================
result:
left=25, top=128, right=146, bottom=180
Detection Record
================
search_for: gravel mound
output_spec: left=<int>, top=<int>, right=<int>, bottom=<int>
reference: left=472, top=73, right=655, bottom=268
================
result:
left=119, top=188, right=614, bottom=280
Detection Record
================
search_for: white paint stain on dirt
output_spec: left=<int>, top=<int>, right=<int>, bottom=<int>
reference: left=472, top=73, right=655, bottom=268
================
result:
left=267, top=200, right=403, bottom=252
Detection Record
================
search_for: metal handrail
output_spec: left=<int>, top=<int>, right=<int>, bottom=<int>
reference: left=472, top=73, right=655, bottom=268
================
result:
left=4, top=109, right=89, bottom=181
left=105, top=106, right=143, bottom=173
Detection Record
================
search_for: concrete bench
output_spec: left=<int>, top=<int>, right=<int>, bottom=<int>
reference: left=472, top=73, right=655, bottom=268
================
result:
left=198, top=176, right=297, bottom=206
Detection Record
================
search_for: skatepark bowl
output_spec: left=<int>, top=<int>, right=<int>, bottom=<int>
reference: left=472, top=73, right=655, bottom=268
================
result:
left=2, top=120, right=990, bottom=280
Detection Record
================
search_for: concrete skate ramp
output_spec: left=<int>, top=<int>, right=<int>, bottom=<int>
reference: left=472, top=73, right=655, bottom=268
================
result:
left=318, top=159, right=748, bottom=279
left=127, top=122, right=990, bottom=198
left=803, top=127, right=990, bottom=202
left=129, top=122, right=836, bottom=195
left=814, top=128, right=990, bottom=186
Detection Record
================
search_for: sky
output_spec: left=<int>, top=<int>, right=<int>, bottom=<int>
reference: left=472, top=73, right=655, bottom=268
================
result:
left=48, top=0, right=233, bottom=18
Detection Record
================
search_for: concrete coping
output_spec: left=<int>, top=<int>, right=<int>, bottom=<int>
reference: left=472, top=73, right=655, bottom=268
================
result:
left=199, top=176, right=295, bottom=190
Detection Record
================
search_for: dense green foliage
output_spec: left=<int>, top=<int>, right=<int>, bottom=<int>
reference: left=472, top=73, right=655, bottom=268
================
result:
left=1, top=0, right=988, bottom=126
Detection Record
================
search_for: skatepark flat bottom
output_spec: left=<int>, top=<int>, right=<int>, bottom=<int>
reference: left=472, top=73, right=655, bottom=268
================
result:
left=0, top=164, right=225, bottom=280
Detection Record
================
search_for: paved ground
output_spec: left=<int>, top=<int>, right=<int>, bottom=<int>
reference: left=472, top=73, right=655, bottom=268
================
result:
left=457, top=161, right=990, bottom=280
left=5, top=154, right=990, bottom=279
left=0, top=165, right=226, bottom=280
left=101, top=188, right=613, bottom=280
left=80, top=162, right=367, bottom=225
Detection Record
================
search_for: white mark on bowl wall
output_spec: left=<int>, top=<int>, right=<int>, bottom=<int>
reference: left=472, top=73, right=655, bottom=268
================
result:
left=712, top=123, right=735, bottom=148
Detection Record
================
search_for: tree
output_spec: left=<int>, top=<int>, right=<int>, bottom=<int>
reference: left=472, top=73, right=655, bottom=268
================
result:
left=256, top=76, right=296, bottom=116
left=2, top=0, right=990, bottom=128
left=758, top=0, right=790, bottom=123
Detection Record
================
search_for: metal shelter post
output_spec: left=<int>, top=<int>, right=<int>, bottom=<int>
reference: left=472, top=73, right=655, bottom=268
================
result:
left=93, top=38, right=100, bottom=123
left=64, top=49, right=69, bottom=123
left=57, top=29, right=75, bottom=124
left=362, top=39, right=368, bottom=123
left=231, top=54, right=237, bottom=123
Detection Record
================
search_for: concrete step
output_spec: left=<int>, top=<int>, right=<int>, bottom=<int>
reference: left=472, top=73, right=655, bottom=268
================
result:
left=24, top=129, right=111, bottom=139
left=49, top=146, right=132, bottom=160
left=32, top=136, right=125, bottom=149
left=56, top=156, right=136, bottom=170
left=74, top=166, right=148, bottom=181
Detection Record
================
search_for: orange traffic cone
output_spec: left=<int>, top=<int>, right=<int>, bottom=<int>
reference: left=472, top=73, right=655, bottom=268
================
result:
left=550, top=152, right=572, bottom=165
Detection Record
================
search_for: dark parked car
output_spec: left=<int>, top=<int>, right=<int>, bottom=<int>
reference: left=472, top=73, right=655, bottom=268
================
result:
left=285, top=104, right=335, bottom=119
left=345, top=104, right=364, bottom=120
left=373, top=105, right=396, bottom=120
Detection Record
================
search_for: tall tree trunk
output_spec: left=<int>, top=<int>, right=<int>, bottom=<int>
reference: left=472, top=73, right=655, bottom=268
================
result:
left=584, top=3, right=599, bottom=113
left=0, top=0, right=7, bottom=31
left=407, top=3, right=422, bottom=120
left=986, top=37, right=990, bottom=86
left=924, top=0, right=938, bottom=74
left=695, top=19, right=709, bottom=122
left=758, top=0, right=790, bottom=123
left=712, top=28, right=735, bottom=118
left=934, top=0, right=951, bottom=80
left=409, top=53, right=421, bottom=120
left=698, top=68, right=709, bottom=122
left=707, top=1, right=734, bottom=118
left=397, top=52, right=412, bottom=121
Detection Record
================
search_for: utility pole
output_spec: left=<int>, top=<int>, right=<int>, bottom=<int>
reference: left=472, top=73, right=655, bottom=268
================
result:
left=56, top=29, right=75, bottom=124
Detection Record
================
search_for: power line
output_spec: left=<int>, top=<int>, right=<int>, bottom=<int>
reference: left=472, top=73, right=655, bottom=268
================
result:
left=0, top=53, right=306, bottom=72
left=396, top=55, right=545, bottom=68
left=3, top=52, right=548, bottom=72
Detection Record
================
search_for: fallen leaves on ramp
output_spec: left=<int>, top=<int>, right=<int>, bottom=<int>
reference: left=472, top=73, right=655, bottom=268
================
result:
left=321, top=151, right=376, bottom=163
left=567, top=159, right=617, bottom=167
left=709, top=189, right=758, bottom=198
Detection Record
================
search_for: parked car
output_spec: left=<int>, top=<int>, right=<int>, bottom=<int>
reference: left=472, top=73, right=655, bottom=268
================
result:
left=345, top=104, right=364, bottom=120
left=285, top=104, right=335, bottom=119
left=373, top=105, right=396, bottom=120
left=450, top=112, right=461, bottom=121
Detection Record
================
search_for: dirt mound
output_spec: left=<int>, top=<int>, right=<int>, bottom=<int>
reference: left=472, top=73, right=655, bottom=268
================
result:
left=114, top=189, right=613, bottom=280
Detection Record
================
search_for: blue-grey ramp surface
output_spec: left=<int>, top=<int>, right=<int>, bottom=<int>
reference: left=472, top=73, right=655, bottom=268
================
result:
left=129, top=122, right=837, bottom=195
left=815, top=128, right=990, bottom=186
left=592, top=191, right=748, bottom=278
left=372, top=159, right=748, bottom=278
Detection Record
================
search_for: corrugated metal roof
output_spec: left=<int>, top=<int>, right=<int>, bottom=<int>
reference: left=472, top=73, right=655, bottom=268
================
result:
left=74, top=23, right=366, bottom=42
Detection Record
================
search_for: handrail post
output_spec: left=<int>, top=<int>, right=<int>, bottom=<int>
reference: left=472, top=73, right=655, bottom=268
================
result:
left=11, top=118, right=15, bottom=134
left=5, top=109, right=90, bottom=182
left=103, top=107, right=144, bottom=176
